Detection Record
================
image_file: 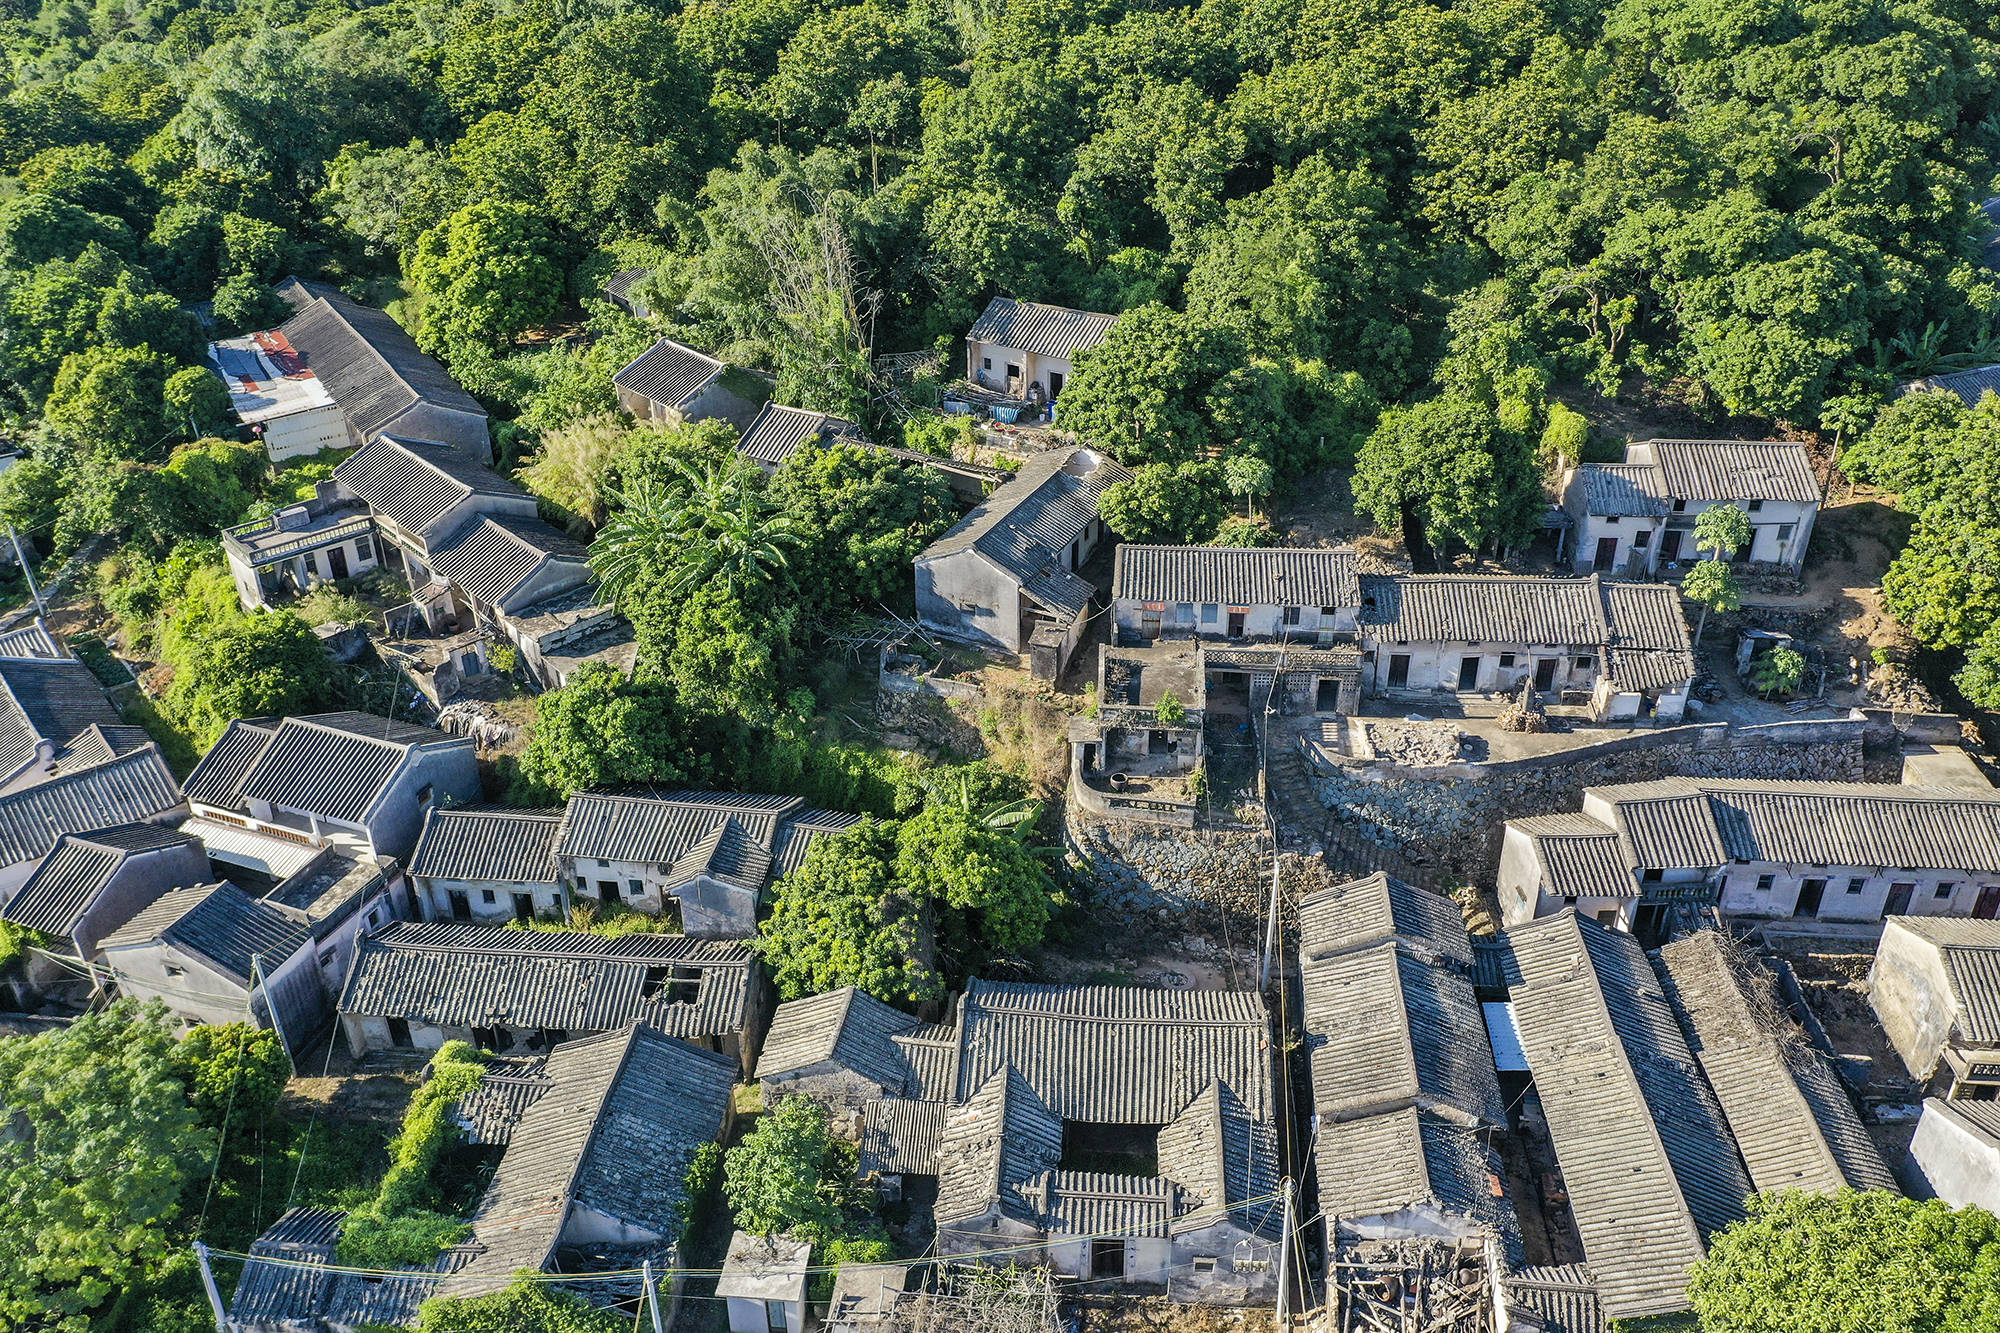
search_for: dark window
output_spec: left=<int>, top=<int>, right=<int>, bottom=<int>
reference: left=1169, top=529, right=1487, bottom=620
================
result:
left=1747, top=499, right=1764, bottom=512
left=1499, top=653, right=1516, bottom=668
left=1092, top=1240, right=1125, bottom=1280
left=1672, top=498, right=1687, bottom=512
left=1574, top=656, right=1593, bottom=672
left=1282, top=605, right=1301, bottom=626
left=629, top=879, right=645, bottom=896
left=304, top=551, right=318, bottom=577
left=1006, top=363, right=1021, bottom=381
left=1937, top=881, right=1957, bottom=899
left=1562, top=895, right=1577, bottom=906
left=1847, top=877, right=1867, bottom=894
left=513, top=893, right=534, bottom=921
left=1777, top=523, right=1794, bottom=543
left=1633, top=529, right=1651, bottom=548
left=417, top=784, right=433, bottom=805
left=1320, top=606, right=1338, bottom=617
left=1201, top=604, right=1218, bottom=625
left=598, top=880, right=618, bottom=900
left=480, top=888, right=495, bottom=904
left=981, top=357, right=991, bottom=371
left=1192, top=1257, right=1217, bottom=1274
left=355, top=536, right=374, bottom=561
left=387, top=1017, right=413, bottom=1048
left=1755, top=874, right=1776, bottom=891
left=1642, top=868, right=1664, bottom=883
left=642, top=965, right=702, bottom=1003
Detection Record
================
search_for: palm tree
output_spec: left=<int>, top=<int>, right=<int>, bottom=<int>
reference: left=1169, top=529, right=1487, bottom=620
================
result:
left=589, top=458, right=800, bottom=607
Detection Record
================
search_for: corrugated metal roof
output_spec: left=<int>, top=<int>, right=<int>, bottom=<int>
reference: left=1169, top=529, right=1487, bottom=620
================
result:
left=0, top=746, right=184, bottom=869
left=275, top=280, right=486, bottom=442
left=409, top=806, right=563, bottom=884
left=1658, top=932, right=1896, bottom=1194
left=737, top=403, right=835, bottom=466
left=426, top=514, right=589, bottom=611
left=919, top=447, right=1127, bottom=619
left=1505, top=912, right=1750, bottom=1322
left=338, top=921, right=751, bottom=1039
left=102, top=882, right=312, bottom=985
left=1112, top=545, right=1361, bottom=611
left=1642, top=439, right=1819, bottom=505
left=1361, top=575, right=1609, bottom=646
left=3, top=823, right=202, bottom=937
left=1574, top=464, right=1668, bottom=517
left=1297, top=871, right=1475, bottom=968
left=967, top=297, right=1116, bottom=361
left=1302, top=942, right=1504, bottom=1126
left=612, top=337, right=724, bottom=409
left=333, top=435, right=524, bottom=539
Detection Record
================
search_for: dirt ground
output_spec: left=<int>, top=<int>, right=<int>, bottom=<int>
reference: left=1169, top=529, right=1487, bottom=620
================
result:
left=1071, top=1296, right=1276, bottom=1332
left=1759, top=939, right=1915, bottom=1095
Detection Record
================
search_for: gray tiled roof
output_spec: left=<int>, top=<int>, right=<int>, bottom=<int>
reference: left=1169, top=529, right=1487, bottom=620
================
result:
left=860, top=1096, right=946, bottom=1176
left=1156, top=1080, right=1283, bottom=1239
left=1643, top=439, right=1819, bottom=505
left=756, top=987, right=920, bottom=1088
left=426, top=514, right=589, bottom=610
left=1302, top=942, right=1505, bottom=1127
left=409, top=806, right=563, bottom=884
left=453, top=1061, right=550, bottom=1145
left=1591, top=784, right=1729, bottom=870
left=1317, top=1107, right=1519, bottom=1256
left=919, top=447, right=1128, bottom=620
left=1362, top=575, right=1609, bottom=645
left=1601, top=582, right=1692, bottom=652
left=458, top=1025, right=736, bottom=1293
left=1505, top=912, right=1751, bottom=1322
left=893, top=1030, right=958, bottom=1101
left=333, top=435, right=523, bottom=539
left=1506, top=1265, right=1604, bottom=1333
left=0, top=657, right=121, bottom=776
left=103, top=882, right=312, bottom=986
left=1914, top=365, right=2000, bottom=410
left=0, top=622, right=62, bottom=659
left=1931, top=1095, right=2000, bottom=1143
left=967, top=297, right=1116, bottom=361
left=1889, top=917, right=2000, bottom=1044
left=1574, top=464, right=1668, bottom=517
left=1297, top=871, right=1474, bottom=969
left=613, top=337, right=724, bottom=410
left=276, top=279, right=486, bottom=441
left=229, top=1204, right=478, bottom=1329
left=1112, top=545, right=1361, bottom=611
left=954, top=979, right=1274, bottom=1124
left=935, top=1065, right=1064, bottom=1226
left=0, top=746, right=184, bottom=869
left=3, top=823, right=201, bottom=937
left=1658, top=932, right=1896, bottom=1194
left=338, top=921, right=751, bottom=1040
left=736, top=403, right=861, bottom=466
left=1510, top=814, right=1636, bottom=901
left=60, top=723, right=156, bottom=770
left=557, top=790, right=849, bottom=892
left=200, top=712, right=463, bottom=826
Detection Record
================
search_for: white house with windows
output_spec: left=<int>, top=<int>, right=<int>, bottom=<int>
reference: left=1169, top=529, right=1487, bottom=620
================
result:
left=962, top=297, right=1116, bottom=408
left=1498, top=778, right=2000, bottom=936
left=1561, top=438, right=1820, bottom=575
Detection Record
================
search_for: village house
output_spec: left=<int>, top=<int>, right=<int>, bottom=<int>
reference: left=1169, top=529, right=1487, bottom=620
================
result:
left=207, top=278, right=490, bottom=463
left=1067, top=640, right=1207, bottom=823
left=1297, top=873, right=1521, bottom=1303
left=915, top=445, right=1128, bottom=678
left=734, top=401, right=1008, bottom=502
left=960, top=297, right=1115, bottom=413
left=1869, top=916, right=2000, bottom=1100
left=1910, top=1098, right=2000, bottom=1213
left=256, top=846, right=406, bottom=998
left=222, top=483, right=381, bottom=611
left=1560, top=438, right=1820, bottom=575
left=100, top=882, right=328, bottom=1055
left=762, top=978, right=1283, bottom=1304
left=1109, top=550, right=1694, bottom=722
left=1492, top=910, right=1752, bottom=1325
left=602, top=267, right=654, bottom=320
left=0, top=743, right=187, bottom=900
left=612, top=336, right=771, bottom=429
left=182, top=711, right=480, bottom=875
left=718, top=1233, right=812, bottom=1333
left=1497, top=778, right=2000, bottom=936
left=406, top=806, right=565, bottom=924
left=1904, top=364, right=2000, bottom=411
left=0, top=823, right=209, bottom=961
left=336, top=920, right=762, bottom=1071
left=229, top=1023, right=737, bottom=1329
left=1655, top=931, right=1896, bottom=1193
left=0, top=648, right=136, bottom=793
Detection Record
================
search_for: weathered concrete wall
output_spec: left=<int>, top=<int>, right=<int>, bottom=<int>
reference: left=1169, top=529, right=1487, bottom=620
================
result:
left=1306, top=723, right=1864, bottom=885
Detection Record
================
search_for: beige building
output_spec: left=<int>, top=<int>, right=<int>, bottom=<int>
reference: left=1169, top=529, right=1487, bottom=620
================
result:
left=1561, top=438, right=1820, bottom=576
left=1869, top=916, right=2000, bottom=1099
left=962, top=296, right=1115, bottom=407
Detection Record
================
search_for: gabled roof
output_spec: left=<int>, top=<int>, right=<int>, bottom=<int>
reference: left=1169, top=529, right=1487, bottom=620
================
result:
left=1913, top=364, right=2000, bottom=410
left=1884, top=916, right=2000, bottom=1044
left=275, top=278, right=486, bottom=443
left=456, top=1024, right=737, bottom=1293
left=967, top=297, right=1116, bottom=361
left=2, top=823, right=203, bottom=937
left=102, top=882, right=312, bottom=985
left=756, top=986, right=921, bottom=1089
left=860, top=1096, right=947, bottom=1176
left=1302, top=941, right=1504, bottom=1127
left=1156, top=1081, right=1284, bottom=1238
left=1573, top=463, right=1668, bottom=517
left=555, top=789, right=851, bottom=892
left=1640, top=439, right=1819, bottom=505
left=408, top=806, right=563, bottom=885
left=736, top=402, right=865, bottom=466
left=1508, top=814, right=1636, bottom=902
left=1112, top=545, right=1361, bottom=612
left=425, top=513, right=590, bottom=610
left=919, top=447, right=1128, bottom=620
left=1297, top=871, right=1473, bottom=969
left=332, top=435, right=525, bottom=539
left=1658, top=932, right=1896, bottom=1194
left=0, top=746, right=184, bottom=869
left=1361, top=575, right=1609, bottom=646
left=338, top=921, right=751, bottom=1040
left=935, top=1065, right=1064, bottom=1226
left=0, top=622, right=63, bottom=659
left=1316, top=1107, right=1519, bottom=1251
left=0, top=656, right=122, bottom=776
left=1504, top=911, right=1751, bottom=1322
left=188, top=712, right=463, bottom=826
left=613, top=336, right=725, bottom=410
left=1506, top=1265, right=1604, bottom=1333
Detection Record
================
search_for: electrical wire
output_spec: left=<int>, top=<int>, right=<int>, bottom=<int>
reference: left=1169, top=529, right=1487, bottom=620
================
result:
left=195, top=956, right=262, bottom=1239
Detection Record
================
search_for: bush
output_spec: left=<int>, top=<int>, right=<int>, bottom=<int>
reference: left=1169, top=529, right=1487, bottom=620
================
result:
left=336, top=1042, right=486, bottom=1268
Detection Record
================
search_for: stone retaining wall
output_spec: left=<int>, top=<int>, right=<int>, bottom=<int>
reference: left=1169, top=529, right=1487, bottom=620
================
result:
left=1065, top=815, right=1342, bottom=935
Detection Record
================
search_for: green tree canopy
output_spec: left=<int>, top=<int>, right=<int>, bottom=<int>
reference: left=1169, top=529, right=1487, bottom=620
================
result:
left=417, top=1279, right=630, bottom=1333
left=173, top=1022, right=291, bottom=1128
left=1098, top=460, right=1228, bottom=545
left=769, top=442, right=955, bottom=610
left=755, top=817, right=940, bottom=1004
left=1352, top=393, right=1541, bottom=569
left=43, top=343, right=177, bottom=458
left=408, top=200, right=567, bottom=361
left=723, top=1095, right=848, bottom=1240
left=514, top=663, right=688, bottom=800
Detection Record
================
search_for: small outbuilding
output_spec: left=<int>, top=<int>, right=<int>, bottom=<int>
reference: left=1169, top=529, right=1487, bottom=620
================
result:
left=718, top=1232, right=810, bottom=1333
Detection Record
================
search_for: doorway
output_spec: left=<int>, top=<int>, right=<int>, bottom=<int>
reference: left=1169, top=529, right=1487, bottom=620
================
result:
left=1091, top=1239, right=1125, bottom=1280
left=1458, top=656, right=1481, bottom=690
left=1048, top=370, right=1066, bottom=400
left=387, top=1016, right=413, bottom=1049
left=1977, top=886, right=2000, bottom=920
left=1660, top=529, right=1684, bottom=563
left=1887, top=882, right=1916, bottom=916
left=512, top=893, right=534, bottom=922
left=448, top=890, right=471, bottom=920
left=1227, top=609, right=1246, bottom=638
left=1316, top=679, right=1341, bottom=712
left=1593, top=536, right=1618, bottom=571
left=328, top=545, right=350, bottom=579
left=1388, top=654, right=1411, bottom=688
left=1534, top=658, right=1558, bottom=691
left=1795, top=878, right=1826, bottom=918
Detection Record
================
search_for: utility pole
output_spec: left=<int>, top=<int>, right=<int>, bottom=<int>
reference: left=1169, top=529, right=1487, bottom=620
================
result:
left=8, top=524, right=43, bottom=616
left=1260, top=843, right=1281, bottom=991
left=193, top=1241, right=228, bottom=1331
left=642, top=1259, right=665, bottom=1333
left=1274, top=1176, right=1296, bottom=1327
left=250, top=954, right=294, bottom=1073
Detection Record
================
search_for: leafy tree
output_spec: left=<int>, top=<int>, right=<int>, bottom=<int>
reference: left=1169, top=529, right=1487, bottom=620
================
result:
left=210, top=274, right=291, bottom=337
left=1352, top=394, right=1540, bottom=569
left=1098, top=461, right=1229, bottom=545
left=0, top=1002, right=211, bottom=1332
left=894, top=803, right=1061, bottom=964
left=0, top=192, right=132, bottom=270
left=514, top=663, right=686, bottom=800
left=724, top=1095, right=849, bottom=1240
left=408, top=200, right=566, bottom=361
left=1687, top=1190, right=2000, bottom=1333
left=1954, top=625, right=2000, bottom=712
left=1682, top=557, right=1742, bottom=645
left=174, top=1022, right=291, bottom=1127
left=163, top=612, right=339, bottom=747
left=1222, top=454, right=1274, bottom=519
left=769, top=442, right=955, bottom=609
left=1055, top=306, right=1245, bottom=465
left=1750, top=645, right=1806, bottom=699
left=43, top=344, right=177, bottom=458
left=17, top=143, right=146, bottom=225
left=1539, top=401, right=1591, bottom=467
left=1693, top=503, right=1753, bottom=562
left=1841, top=392, right=1984, bottom=512
left=218, top=212, right=288, bottom=282
left=756, top=818, right=940, bottom=1004
left=668, top=580, right=801, bottom=727
left=417, top=1280, right=630, bottom=1333
left=163, top=367, right=233, bottom=438
left=1881, top=518, right=2000, bottom=651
